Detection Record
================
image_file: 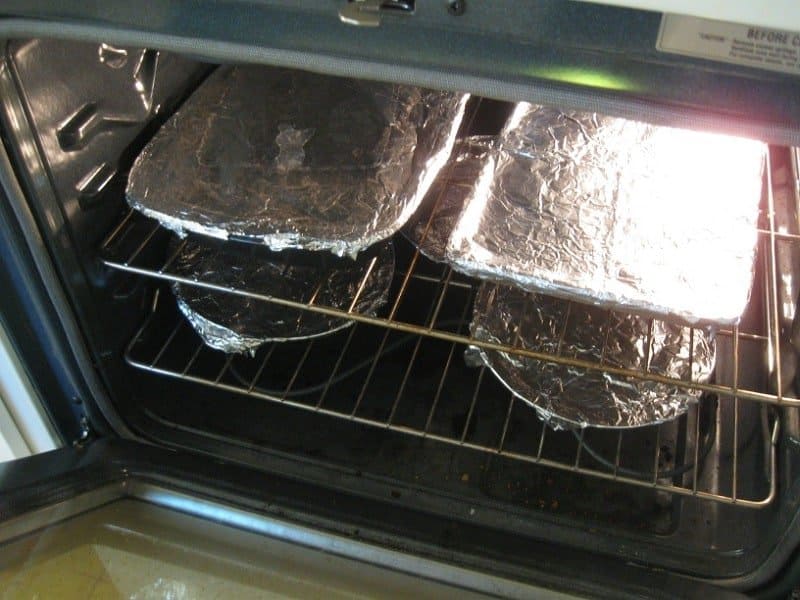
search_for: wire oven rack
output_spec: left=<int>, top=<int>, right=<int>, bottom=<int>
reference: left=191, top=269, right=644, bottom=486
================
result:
left=99, top=149, right=797, bottom=509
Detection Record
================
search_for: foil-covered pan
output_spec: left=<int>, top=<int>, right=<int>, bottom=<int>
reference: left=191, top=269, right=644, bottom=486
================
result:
left=448, top=103, right=766, bottom=325
left=127, top=65, right=469, bottom=257
left=171, top=236, right=394, bottom=354
left=402, top=136, right=493, bottom=262
left=471, top=283, right=716, bottom=429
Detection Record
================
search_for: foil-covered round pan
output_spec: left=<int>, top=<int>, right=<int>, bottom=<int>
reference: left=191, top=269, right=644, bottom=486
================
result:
left=127, top=65, right=469, bottom=257
left=171, top=236, right=394, bottom=354
left=402, top=136, right=493, bottom=262
left=471, top=283, right=716, bottom=429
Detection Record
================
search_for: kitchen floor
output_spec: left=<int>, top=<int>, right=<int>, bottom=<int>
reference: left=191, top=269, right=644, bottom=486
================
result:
left=0, top=499, right=492, bottom=599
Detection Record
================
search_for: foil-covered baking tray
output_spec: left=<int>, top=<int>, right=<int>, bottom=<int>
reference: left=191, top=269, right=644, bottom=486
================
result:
left=448, top=103, right=766, bottom=325
left=402, top=136, right=493, bottom=262
left=471, top=283, right=716, bottom=429
left=171, top=236, right=394, bottom=354
left=127, top=65, right=468, bottom=257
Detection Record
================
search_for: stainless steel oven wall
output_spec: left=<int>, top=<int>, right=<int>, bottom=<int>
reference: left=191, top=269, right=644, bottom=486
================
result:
left=0, top=39, right=209, bottom=436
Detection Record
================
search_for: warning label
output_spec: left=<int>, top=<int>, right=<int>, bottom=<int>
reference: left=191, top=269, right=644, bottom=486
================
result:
left=657, top=14, right=800, bottom=76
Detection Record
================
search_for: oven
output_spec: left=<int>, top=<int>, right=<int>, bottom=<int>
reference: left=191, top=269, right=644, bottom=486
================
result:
left=1, top=2, right=800, bottom=597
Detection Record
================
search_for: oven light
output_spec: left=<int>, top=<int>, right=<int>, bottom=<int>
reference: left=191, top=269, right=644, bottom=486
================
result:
left=613, top=126, right=764, bottom=321
left=530, top=66, right=637, bottom=92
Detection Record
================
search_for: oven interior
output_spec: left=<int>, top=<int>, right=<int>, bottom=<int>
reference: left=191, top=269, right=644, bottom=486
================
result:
left=3, top=37, right=800, bottom=585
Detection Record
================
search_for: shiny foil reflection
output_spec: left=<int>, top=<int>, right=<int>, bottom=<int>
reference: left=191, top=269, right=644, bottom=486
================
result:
left=127, top=65, right=468, bottom=257
left=171, top=236, right=394, bottom=354
left=402, top=136, right=494, bottom=262
left=448, top=103, right=766, bottom=325
left=471, top=283, right=716, bottom=429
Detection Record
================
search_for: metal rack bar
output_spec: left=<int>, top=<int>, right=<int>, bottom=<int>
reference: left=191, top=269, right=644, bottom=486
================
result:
left=214, top=354, right=234, bottom=383
left=100, top=208, right=135, bottom=249
left=350, top=327, right=391, bottom=418
left=249, top=344, right=277, bottom=393
left=692, top=405, right=701, bottom=494
left=283, top=341, right=315, bottom=399
left=316, top=324, right=359, bottom=409
left=346, top=255, right=378, bottom=313
left=733, top=325, right=741, bottom=502
left=423, top=288, right=474, bottom=436
left=573, top=429, right=584, bottom=470
left=652, top=428, right=661, bottom=486
left=536, top=421, right=547, bottom=461
left=125, top=220, right=162, bottom=266
left=460, top=367, right=484, bottom=444
left=497, top=396, right=514, bottom=454
left=387, top=269, right=454, bottom=425
left=160, top=237, right=188, bottom=274
left=151, top=319, right=183, bottom=367
left=766, top=161, right=784, bottom=406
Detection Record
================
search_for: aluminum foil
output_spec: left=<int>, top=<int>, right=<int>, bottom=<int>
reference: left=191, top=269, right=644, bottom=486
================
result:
left=127, top=65, right=469, bottom=257
left=401, top=136, right=493, bottom=262
left=448, top=103, right=766, bottom=325
left=471, top=283, right=716, bottom=429
left=171, top=236, right=394, bottom=354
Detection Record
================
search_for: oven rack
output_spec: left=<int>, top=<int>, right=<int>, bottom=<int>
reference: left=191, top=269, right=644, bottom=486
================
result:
left=125, top=285, right=779, bottom=509
left=101, top=156, right=795, bottom=410
left=99, top=147, right=793, bottom=508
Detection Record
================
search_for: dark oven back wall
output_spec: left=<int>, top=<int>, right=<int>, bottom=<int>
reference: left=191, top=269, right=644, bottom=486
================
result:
left=0, top=38, right=210, bottom=437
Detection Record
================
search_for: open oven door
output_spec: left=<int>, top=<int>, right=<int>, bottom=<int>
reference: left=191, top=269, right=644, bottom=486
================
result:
left=0, top=439, right=750, bottom=599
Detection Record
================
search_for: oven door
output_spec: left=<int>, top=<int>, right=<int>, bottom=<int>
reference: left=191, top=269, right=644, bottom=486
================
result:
left=0, top=439, right=749, bottom=599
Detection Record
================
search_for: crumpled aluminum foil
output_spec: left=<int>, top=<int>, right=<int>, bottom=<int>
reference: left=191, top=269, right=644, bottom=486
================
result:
left=471, top=283, right=716, bottom=429
left=171, top=236, right=394, bottom=354
left=127, top=65, right=469, bottom=257
left=401, top=136, right=493, bottom=262
left=448, top=103, right=766, bottom=325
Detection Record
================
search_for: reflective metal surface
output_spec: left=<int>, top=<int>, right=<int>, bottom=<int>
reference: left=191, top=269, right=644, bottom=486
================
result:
left=402, top=136, right=493, bottom=262
left=100, top=200, right=795, bottom=408
left=447, top=103, right=766, bottom=325
left=471, top=283, right=715, bottom=428
left=171, top=236, right=394, bottom=354
left=7, top=39, right=203, bottom=212
left=0, top=495, right=504, bottom=599
left=127, top=65, right=468, bottom=257
left=96, top=92, right=787, bottom=506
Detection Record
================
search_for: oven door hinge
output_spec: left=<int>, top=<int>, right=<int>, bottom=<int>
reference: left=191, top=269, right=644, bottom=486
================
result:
left=339, top=0, right=415, bottom=27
